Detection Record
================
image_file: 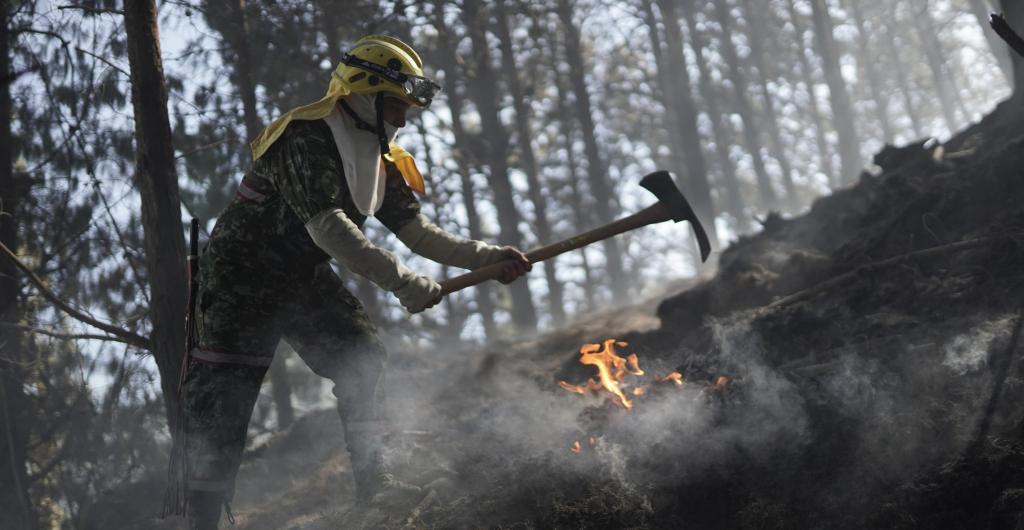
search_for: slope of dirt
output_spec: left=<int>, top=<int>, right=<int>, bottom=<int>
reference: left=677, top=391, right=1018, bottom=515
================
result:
left=127, top=99, right=1024, bottom=529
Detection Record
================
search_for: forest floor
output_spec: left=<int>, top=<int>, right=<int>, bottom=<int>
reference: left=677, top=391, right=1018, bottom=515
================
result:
left=120, top=97, right=1024, bottom=529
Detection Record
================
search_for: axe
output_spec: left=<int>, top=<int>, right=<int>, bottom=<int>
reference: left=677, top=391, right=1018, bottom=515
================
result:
left=439, top=170, right=711, bottom=296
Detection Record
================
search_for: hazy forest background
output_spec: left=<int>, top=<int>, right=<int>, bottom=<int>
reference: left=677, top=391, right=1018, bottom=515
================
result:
left=0, top=0, right=1018, bottom=527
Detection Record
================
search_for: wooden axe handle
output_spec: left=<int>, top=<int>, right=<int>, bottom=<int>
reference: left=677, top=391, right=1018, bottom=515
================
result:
left=440, top=204, right=671, bottom=296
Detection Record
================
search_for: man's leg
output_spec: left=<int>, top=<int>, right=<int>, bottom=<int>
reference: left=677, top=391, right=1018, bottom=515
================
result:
left=283, top=264, right=411, bottom=501
left=181, top=283, right=279, bottom=528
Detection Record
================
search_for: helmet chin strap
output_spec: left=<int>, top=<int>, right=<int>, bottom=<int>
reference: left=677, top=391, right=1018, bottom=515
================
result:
left=374, top=93, right=390, bottom=157
left=338, top=93, right=392, bottom=157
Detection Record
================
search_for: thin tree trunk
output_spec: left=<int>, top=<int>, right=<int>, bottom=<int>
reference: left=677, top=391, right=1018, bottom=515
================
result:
left=0, top=3, right=35, bottom=526
left=738, top=0, right=798, bottom=207
left=553, top=62, right=595, bottom=308
left=808, top=0, right=863, bottom=184
left=880, top=3, right=925, bottom=137
left=785, top=0, right=835, bottom=185
left=462, top=0, right=538, bottom=332
left=269, top=344, right=294, bottom=429
left=845, top=0, right=895, bottom=143
left=910, top=0, right=963, bottom=132
left=656, top=0, right=718, bottom=246
left=124, top=0, right=188, bottom=433
left=676, top=1, right=745, bottom=228
left=710, top=0, right=779, bottom=211
left=495, top=1, right=565, bottom=326
left=968, top=0, right=1014, bottom=85
left=432, top=0, right=498, bottom=338
left=556, top=0, right=629, bottom=299
left=221, top=0, right=260, bottom=143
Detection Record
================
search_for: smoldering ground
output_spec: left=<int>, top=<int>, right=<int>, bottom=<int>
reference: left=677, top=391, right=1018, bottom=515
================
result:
left=208, top=298, right=1023, bottom=530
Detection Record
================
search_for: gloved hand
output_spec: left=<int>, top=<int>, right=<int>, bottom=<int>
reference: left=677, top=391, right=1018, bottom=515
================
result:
left=491, top=246, right=532, bottom=284
left=393, top=275, right=443, bottom=313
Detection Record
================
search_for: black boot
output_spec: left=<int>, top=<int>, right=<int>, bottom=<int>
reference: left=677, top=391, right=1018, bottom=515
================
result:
left=186, top=490, right=223, bottom=530
left=344, top=421, right=422, bottom=505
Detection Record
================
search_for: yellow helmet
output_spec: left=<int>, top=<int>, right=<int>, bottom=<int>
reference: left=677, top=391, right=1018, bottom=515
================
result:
left=334, top=35, right=440, bottom=108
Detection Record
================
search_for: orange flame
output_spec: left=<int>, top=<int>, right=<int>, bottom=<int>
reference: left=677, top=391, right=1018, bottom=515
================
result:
left=659, top=372, right=684, bottom=385
left=559, top=340, right=696, bottom=422
left=571, top=440, right=582, bottom=453
left=577, top=339, right=639, bottom=408
left=559, top=381, right=587, bottom=395
left=709, top=376, right=729, bottom=393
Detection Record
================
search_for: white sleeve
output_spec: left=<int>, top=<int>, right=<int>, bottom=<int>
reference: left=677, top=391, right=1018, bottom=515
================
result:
left=305, top=208, right=416, bottom=292
left=394, top=214, right=506, bottom=270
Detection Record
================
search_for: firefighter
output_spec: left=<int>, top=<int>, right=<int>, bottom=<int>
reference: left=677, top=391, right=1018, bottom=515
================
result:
left=180, top=35, right=530, bottom=528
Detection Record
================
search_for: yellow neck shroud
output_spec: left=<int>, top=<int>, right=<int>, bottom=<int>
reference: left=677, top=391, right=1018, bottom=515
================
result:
left=248, top=70, right=425, bottom=194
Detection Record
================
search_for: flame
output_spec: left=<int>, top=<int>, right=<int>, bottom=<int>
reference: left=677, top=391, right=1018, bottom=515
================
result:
left=659, top=371, right=684, bottom=385
left=577, top=339, right=639, bottom=408
left=559, top=381, right=587, bottom=395
left=709, top=376, right=729, bottom=393
left=571, top=440, right=582, bottom=453
left=588, top=437, right=597, bottom=447
left=633, top=387, right=646, bottom=396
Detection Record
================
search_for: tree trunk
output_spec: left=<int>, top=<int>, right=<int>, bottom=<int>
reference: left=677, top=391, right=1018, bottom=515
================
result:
left=1002, top=0, right=1024, bottom=97
left=969, top=0, right=1013, bottom=85
left=494, top=1, right=566, bottom=326
left=124, top=1, right=188, bottom=433
left=269, top=343, right=294, bottom=429
left=808, top=0, right=863, bottom=184
left=553, top=60, right=596, bottom=308
left=223, top=0, right=260, bottom=144
left=910, top=0, right=964, bottom=132
left=784, top=0, right=835, bottom=185
left=880, top=3, right=924, bottom=137
left=738, top=0, right=798, bottom=207
left=656, top=0, right=718, bottom=246
left=710, top=0, right=779, bottom=212
left=0, top=3, right=36, bottom=526
left=556, top=0, right=628, bottom=299
left=845, top=0, right=895, bottom=143
left=462, top=0, right=538, bottom=332
left=661, top=0, right=744, bottom=228
left=431, top=0, right=498, bottom=338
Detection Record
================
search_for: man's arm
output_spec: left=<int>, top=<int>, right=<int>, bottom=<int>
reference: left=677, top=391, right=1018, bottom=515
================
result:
left=267, top=121, right=441, bottom=313
left=305, top=209, right=440, bottom=313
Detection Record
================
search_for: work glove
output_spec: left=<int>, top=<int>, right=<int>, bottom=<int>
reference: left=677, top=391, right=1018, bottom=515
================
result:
left=393, top=275, right=443, bottom=314
left=491, top=246, right=532, bottom=284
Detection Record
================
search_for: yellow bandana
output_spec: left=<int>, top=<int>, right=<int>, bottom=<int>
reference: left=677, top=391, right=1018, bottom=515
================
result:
left=249, top=67, right=426, bottom=194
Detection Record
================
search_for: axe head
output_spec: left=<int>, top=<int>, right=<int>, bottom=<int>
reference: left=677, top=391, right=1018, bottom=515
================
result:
left=640, top=171, right=712, bottom=262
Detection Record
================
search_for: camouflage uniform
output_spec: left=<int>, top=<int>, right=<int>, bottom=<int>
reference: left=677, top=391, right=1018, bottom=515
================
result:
left=181, top=118, right=420, bottom=503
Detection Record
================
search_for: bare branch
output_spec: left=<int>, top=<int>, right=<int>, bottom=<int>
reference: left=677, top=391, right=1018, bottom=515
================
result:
left=0, top=242, right=151, bottom=350
left=57, top=4, right=123, bottom=16
left=0, top=322, right=136, bottom=345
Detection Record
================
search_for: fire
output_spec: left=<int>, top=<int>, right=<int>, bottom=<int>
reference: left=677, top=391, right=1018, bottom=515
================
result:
left=558, top=339, right=684, bottom=409
left=571, top=440, right=582, bottom=453
left=708, top=376, right=729, bottom=394
left=573, top=339, right=641, bottom=408
left=659, top=372, right=684, bottom=385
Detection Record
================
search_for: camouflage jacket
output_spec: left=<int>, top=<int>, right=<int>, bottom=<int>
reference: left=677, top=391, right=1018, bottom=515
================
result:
left=200, top=118, right=421, bottom=301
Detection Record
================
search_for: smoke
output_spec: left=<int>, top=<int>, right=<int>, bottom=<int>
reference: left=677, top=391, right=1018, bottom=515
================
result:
left=219, top=309, right=1021, bottom=527
left=942, top=316, right=1016, bottom=375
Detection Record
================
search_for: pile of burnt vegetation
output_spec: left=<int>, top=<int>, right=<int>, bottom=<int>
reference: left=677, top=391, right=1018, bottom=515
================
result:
left=604, top=98, right=1024, bottom=529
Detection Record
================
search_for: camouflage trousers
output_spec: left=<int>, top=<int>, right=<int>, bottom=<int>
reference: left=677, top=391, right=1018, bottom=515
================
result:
left=181, top=262, right=386, bottom=498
